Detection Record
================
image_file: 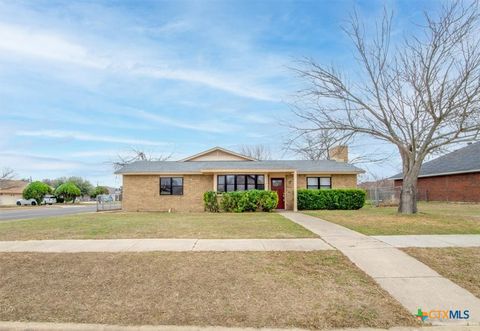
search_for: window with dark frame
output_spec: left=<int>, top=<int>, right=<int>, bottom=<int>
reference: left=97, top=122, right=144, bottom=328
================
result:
left=217, top=175, right=265, bottom=192
left=160, top=177, right=184, bottom=195
left=306, top=177, right=331, bottom=190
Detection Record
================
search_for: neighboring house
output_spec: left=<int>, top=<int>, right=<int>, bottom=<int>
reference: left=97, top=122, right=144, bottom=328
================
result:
left=391, top=141, right=480, bottom=202
left=0, top=180, right=29, bottom=206
left=115, top=146, right=364, bottom=212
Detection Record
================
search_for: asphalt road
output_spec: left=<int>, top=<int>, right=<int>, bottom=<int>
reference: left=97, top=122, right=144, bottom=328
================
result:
left=0, top=205, right=98, bottom=222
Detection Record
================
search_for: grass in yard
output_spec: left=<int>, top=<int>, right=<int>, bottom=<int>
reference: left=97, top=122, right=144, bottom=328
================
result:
left=0, top=251, right=417, bottom=329
left=304, top=202, right=480, bottom=235
left=403, top=247, right=480, bottom=298
left=0, top=212, right=316, bottom=240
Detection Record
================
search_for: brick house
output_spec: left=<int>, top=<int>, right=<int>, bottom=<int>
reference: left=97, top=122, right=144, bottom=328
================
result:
left=0, top=180, right=29, bottom=206
left=391, top=141, right=480, bottom=202
left=115, top=146, right=364, bottom=212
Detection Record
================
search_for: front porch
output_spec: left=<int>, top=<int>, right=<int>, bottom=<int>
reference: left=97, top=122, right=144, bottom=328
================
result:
left=205, top=170, right=299, bottom=211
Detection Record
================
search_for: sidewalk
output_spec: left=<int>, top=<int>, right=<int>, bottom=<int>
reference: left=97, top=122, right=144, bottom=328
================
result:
left=372, top=235, right=480, bottom=248
left=280, top=211, right=480, bottom=326
left=0, top=238, right=332, bottom=252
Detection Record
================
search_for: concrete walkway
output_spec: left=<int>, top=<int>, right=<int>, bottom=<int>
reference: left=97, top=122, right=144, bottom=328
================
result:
left=1, top=321, right=479, bottom=331
left=280, top=212, right=480, bottom=326
left=0, top=238, right=332, bottom=253
left=373, top=235, right=480, bottom=248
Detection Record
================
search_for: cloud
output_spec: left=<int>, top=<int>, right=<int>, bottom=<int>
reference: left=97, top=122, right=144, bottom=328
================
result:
left=16, top=130, right=166, bottom=146
left=0, top=152, right=88, bottom=171
left=0, top=23, right=108, bottom=69
left=0, top=22, right=280, bottom=102
left=133, top=110, right=239, bottom=133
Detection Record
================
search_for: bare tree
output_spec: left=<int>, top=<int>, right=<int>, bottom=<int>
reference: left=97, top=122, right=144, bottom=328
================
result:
left=113, top=148, right=172, bottom=170
left=285, top=129, right=352, bottom=160
left=0, top=168, right=15, bottom=181
left=239, top=144, right=272, bottom=160
left=291, top=2, right=480, bottom=214
left=285, top=129, right=390, bottom=164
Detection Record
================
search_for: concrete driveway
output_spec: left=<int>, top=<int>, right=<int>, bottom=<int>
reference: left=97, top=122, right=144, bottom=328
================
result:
left=0, top=205, right=97, bottom=222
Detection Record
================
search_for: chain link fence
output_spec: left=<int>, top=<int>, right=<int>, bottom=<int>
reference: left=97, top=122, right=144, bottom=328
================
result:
left=96, top=194, right=122, bottom=211
left=366, top=187, right=432, bottom=206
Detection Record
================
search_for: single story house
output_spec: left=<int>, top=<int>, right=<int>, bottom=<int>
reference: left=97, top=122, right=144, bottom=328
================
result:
left=115, top=146, right=364, bottom=212
left=391, top=141, right=480, bottom=202
left=0, top=180, right=29, bottom=206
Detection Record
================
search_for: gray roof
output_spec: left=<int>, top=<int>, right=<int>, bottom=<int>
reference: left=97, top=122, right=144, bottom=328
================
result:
left=391, top=141, right=480, bottom=179
left=115, top=160, right=364, bottom=174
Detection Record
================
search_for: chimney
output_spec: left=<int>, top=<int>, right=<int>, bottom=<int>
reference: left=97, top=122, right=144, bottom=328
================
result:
left=329, top=145, right=348, bottom=162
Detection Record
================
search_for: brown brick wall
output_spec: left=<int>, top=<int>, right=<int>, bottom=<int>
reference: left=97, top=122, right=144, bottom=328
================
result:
left=285, top=174, right=358, bottom=210
left=394, top=172, right=480, bottom=202
left=123, top=173, right=359, bottom=212
left=295, top=174, right=358, bottom=189
left=122, top=174, right=213, bottom=212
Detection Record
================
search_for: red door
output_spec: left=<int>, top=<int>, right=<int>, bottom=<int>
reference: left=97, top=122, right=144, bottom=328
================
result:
left=271, top=178, right=285, bottom=209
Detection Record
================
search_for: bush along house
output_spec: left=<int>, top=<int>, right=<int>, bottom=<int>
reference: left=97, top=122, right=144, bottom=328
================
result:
left=115, top=146, right=365, bottom=212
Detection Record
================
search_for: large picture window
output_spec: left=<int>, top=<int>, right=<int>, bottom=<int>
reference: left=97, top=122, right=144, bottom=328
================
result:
left=160, top=177, right=184, bottom=195
left=217, top=175, right=265, bottom=192
left=306, top=177, right=331, bottom=190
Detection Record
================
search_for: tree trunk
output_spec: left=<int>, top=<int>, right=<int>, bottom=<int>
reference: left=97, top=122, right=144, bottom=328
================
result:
left=398, top=175, right=418, bottom=214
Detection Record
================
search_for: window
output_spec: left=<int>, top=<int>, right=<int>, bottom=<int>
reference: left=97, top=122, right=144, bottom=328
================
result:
left=160, top=177, right=183, bottom=195
left=217, top=175, right=265, bottom=192
left=306, top=177, right=331, bottom=190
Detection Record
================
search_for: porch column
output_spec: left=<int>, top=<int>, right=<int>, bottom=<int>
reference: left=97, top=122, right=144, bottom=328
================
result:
left=293, top=170, right=298, bottom=212
left=264, top=173, right=269, bottom=190
left=213, top=173, right=217, bottom=192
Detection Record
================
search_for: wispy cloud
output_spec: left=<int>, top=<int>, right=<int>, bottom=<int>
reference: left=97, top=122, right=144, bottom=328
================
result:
left=133, top=110, right=239, bottom=133
left=0, top=22, right=280, bottom=102
left=16, top=130, right=166, bottom=146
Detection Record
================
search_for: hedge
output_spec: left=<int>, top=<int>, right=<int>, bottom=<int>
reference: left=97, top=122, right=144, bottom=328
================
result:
left=297, top=189, right=366, bottom=210
left=203, top=190, right=278, bottom=212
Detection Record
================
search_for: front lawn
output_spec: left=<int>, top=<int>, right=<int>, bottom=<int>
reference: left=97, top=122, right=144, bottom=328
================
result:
left=403, top=247, right=480, bottom=298
left=0, top=212, right=316, bottom=240
left=304, top=202, right=480, bottom=235
left=0, top=251, right=417, bottom=329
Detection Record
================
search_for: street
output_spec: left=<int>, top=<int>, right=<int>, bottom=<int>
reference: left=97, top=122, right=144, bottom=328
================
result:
left=0, top=205, right=98, bottom=221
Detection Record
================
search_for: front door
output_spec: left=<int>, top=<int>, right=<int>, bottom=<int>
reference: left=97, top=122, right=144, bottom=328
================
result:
left=270, top=178, right=285, bottom=209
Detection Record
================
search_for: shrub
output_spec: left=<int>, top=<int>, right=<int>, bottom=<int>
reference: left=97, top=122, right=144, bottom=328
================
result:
left=22, top=181, right=53, bottom=203
left=258, top=190, right=279, bottom=211
left=212, top=190, right=278, bottom=212
left=220, top=191, right=243, bottom=212
left=297, top=189, right=366, bottom=210
left=55, top=182, right=82, bottom=203
left=203, top=191, right=220, bottom=212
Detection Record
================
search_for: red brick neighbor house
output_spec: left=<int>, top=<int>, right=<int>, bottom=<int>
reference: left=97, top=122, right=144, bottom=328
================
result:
left=391, top=142, right=480, bottom=202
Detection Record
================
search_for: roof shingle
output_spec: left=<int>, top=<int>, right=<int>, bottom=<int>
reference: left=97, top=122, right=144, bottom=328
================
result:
left=115, top=160, right=364, bottom=174
left=390, top=141, right=480, bottom=179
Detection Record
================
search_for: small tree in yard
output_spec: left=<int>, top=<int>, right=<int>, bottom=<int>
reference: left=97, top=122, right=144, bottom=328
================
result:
left=91, top=186, right=109, bottom=198
left=23, top=181, right=52, bottom=204
left=55, top=182, right=81, bottom=203
left=291, top=1, right=480, bottom=214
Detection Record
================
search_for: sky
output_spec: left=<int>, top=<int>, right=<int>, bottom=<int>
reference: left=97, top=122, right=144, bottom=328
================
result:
left=0, top=0, right=443, bottom=187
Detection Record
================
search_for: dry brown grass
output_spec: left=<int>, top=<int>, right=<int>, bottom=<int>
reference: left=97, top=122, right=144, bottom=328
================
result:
left=0, top=251, right=417, bottom=329
left=0, top=212, right=316, bottom=240
left=403, top=247, right=480, bottom=298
